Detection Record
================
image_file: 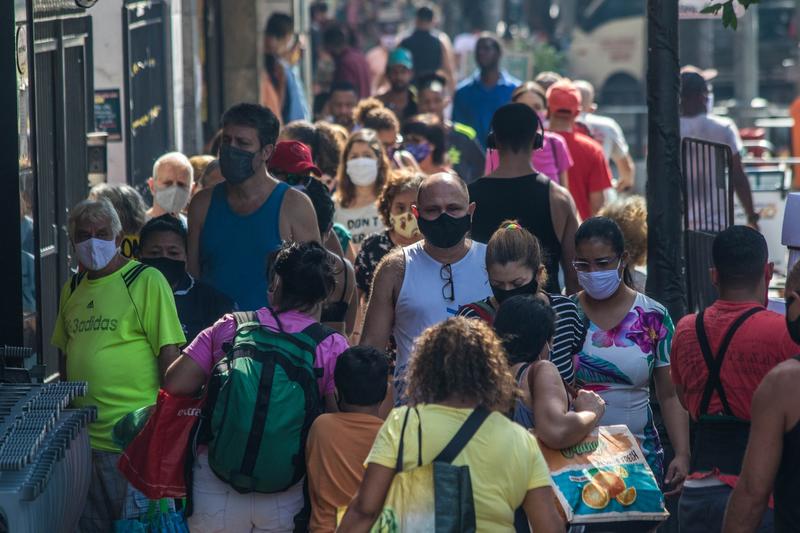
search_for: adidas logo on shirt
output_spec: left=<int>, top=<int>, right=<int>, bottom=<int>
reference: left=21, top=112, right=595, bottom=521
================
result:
left=87, top=301, right=95, bottom=309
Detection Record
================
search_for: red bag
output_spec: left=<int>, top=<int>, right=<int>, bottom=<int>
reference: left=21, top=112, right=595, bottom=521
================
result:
left=117, top=389, right=203, bottom=499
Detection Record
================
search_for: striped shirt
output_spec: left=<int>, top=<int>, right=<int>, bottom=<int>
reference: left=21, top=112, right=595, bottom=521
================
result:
left=457, top=294, right=582, bottom=383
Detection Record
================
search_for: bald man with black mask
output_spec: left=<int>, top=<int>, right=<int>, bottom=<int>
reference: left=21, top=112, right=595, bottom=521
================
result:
left=360, top=173, right=491, bottom=404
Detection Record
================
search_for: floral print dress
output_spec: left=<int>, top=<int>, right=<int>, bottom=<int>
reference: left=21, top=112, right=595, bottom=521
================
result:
left=571, top=292, right=675, bottom=479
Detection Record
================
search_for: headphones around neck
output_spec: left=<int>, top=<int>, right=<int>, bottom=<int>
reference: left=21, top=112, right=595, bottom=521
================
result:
left=486, top=114, right=545, bottom=151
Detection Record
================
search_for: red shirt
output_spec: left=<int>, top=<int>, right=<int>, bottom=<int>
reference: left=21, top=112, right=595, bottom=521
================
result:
left=671, top=300, right=799, bottom=421
left=334, top=47, right=372, bottom=99
left=557, top=130, right=613, bottom=219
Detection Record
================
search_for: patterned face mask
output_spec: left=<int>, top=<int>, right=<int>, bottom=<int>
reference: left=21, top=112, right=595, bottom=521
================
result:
left=390, top=211, right=420, bottom=240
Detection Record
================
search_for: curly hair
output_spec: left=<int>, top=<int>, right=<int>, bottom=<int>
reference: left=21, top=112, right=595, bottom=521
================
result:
left=377, top=168, right=425, bottom=227
left=353, top=98, right=400, bottom=132
left=335, top=129, right=391, bottom=208
left=598, top=195, right=648, bottom=266
left=280, top=120, right=345, bottom=178
left=406, top=317, right=519, bottom=412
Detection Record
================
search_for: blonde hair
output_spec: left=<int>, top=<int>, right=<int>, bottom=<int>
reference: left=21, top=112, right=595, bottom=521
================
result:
left=406, top=317, right=519, bottom=412
left=599, top=195, right=648, bottom=266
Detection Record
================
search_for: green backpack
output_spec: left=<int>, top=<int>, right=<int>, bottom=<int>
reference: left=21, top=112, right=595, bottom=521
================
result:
left=205, top=310, right=334, bottom=493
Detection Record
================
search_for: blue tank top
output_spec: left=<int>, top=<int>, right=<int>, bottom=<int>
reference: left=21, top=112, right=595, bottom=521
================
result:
left=512, top=364, right=536, bottom=429
left=199, top=182, right=288, bottom=311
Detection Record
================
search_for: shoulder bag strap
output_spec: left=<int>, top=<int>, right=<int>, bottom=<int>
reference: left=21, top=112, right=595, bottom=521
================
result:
left=396, top=408, right=412, bottom=472
left=695, top=307, right=764, bottom=416
left=434, top=406, right=491, bottom=464
left=396, top=407, right=423, bottom=472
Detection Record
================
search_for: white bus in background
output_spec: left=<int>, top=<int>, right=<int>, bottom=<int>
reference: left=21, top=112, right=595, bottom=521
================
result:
left=566, top=0, right=798, bottom=106
left=567, top=0, right=646, bottom=105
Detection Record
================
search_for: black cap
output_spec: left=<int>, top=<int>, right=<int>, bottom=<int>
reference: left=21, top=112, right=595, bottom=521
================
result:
left=680, top=71, right=708, bottom=97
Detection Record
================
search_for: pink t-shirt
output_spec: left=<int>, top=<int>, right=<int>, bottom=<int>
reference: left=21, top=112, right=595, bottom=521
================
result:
left=484, top=131, right=573, bottom=183
left=184, top=308, right=350, bottom=397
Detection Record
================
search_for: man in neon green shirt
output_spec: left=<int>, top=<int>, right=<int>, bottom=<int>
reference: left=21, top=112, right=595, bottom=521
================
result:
left=52, top=198, right=185, bottom=532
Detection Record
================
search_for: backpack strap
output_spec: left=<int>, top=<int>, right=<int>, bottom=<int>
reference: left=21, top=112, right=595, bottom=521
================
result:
left=232, top=311, right=260, bottom=329
left=695, top=307, right=764, bottom=416
left=300, top=322, right=337, bottom=345
left=69, top=271, right=87, bottom=295
left=434, top=406, right=490, bottom=464
left=122, top=262, right=150, bottom=288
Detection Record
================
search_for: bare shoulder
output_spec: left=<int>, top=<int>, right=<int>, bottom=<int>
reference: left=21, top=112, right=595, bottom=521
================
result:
left=283, top=186, right=314, bottom=210
left=188, top=186, right=214, bottom=221
left=530, top=360, right=563, bottom=386
left=764, top=358, right=800, bottom=394
left=374, top=248, right=406, bottom=286
left=549, top=181, right=574, bottom=207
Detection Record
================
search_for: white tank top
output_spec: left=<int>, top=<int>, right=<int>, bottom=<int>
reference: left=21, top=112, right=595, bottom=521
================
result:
left=394, top=240, right=492, bottom=368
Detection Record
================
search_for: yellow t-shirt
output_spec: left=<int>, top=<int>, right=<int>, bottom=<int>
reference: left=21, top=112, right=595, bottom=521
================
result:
left=51, top=261, right=185, bottom=451
left=367, top=404, right=552, bottom=532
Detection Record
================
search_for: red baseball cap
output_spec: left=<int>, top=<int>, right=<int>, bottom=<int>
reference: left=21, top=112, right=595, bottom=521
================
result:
left=546, top=80, right=582, bottom=115
left=268, top=141, right=321, bottom=176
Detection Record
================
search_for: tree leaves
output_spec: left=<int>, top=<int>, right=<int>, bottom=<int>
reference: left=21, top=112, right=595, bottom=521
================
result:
left=699, top=0, right=760, bottom=29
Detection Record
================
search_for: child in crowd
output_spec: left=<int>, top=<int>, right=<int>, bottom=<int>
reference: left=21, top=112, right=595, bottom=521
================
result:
left=305, top=346, right=389, bottom=532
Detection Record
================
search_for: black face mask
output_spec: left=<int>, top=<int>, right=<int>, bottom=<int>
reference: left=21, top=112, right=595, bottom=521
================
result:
left=417, top=212, right=471, bottom=249
left=141, top=257, right=186, bottom=287
left=491, top=278, right=539, bottom=305
left=787, top=297, right=800, bottom=344
left=219, top=144, right=257, bottom=185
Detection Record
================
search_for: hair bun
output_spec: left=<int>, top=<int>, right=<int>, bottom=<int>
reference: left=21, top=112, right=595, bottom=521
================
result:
left=354, top=98, right=386, bottom=126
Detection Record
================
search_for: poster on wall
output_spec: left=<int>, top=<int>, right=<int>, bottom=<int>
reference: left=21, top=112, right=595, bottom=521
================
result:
left=94, top=89, right=123, bottom=142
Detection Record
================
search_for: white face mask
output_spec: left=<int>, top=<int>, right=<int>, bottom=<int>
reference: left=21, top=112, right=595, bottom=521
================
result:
left=154, top=184, right=190, bottom=214
left=346, top=157, right=379, bottom=187
left=578, top=260, right=623, bottom=300
left=75, top=237, right=119, bottom=271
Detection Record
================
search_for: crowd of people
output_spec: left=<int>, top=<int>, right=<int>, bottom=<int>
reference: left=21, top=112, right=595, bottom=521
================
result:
left=50, top=3, right=795, bottom=533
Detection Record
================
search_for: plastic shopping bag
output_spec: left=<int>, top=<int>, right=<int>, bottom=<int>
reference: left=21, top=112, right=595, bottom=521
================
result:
left=117, top=389, right=203, bottom=499
left=537, top=425, right=669, bottom=525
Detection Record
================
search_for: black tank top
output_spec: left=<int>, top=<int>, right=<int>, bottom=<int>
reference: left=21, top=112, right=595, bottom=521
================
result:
left=400, top=30, right=442, bottom=78
left=775, top=355, right=800, bottom=532
left=468, top=174, right=563, bottom=294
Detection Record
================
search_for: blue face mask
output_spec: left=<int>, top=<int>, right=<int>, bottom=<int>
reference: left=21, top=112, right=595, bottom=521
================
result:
left=403, top=142, right=432, bottom=163
left=577, top=260, right=623, bottom=300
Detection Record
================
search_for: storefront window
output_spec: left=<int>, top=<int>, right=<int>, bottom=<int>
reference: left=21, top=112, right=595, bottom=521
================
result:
left=16, top=7, right=37, bottom=356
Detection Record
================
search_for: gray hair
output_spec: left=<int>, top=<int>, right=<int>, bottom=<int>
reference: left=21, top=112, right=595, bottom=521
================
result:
left=88, top=183, right=147, bottom=235
left=152, top=151, right=194, bottom=184
left=68, top=198, right=123, bottom=242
